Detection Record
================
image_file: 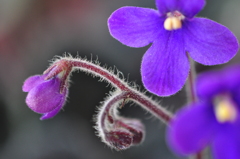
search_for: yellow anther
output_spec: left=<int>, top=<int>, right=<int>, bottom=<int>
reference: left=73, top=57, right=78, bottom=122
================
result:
left=172, top=17, right=182, bottom=30
left=164, top=17, right=182, bottom=31
left=214, top=97, right=237, bottom=123
left=164, top=17, right=173, bottom=31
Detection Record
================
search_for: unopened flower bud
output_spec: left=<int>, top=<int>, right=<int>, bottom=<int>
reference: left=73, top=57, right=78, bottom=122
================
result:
left=105, top=130, right=133, bottom=150
left=115, top=118, right=145, bottom=145
left=23, top=69, right=69, bottom=120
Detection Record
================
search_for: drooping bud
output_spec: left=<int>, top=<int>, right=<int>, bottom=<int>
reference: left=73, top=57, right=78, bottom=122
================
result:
left=105, top=130, right=133, bottom=150
left=103, top=118, right=145, bottom=150
left=115, top=118, right=145, bottom=145
left=22, top=58, right=71, bottom=120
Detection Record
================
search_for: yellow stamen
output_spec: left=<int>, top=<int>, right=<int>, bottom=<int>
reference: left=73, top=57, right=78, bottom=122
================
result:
left=214, top=96, right=237, bottom=123
left=164, top=17, right=182, bottom=31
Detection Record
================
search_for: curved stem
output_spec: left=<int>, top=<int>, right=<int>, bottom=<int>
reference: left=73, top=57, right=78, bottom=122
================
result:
left=60, top=57, right=173, bottom=123
left=70, top=59, right=129, bottom=91
left=97, top=91, right=128, bottom=133
left=43, top=56, right=173, bottom=151
left=41, top=56, right=174, bottom=151
left=129, top=90, right=172, bottom=123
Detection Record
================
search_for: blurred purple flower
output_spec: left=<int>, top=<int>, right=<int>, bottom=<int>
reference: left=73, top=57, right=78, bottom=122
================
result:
left=23, top=74, right=68, bottom=120
left=108, top=0, right=239, bottom=96
left=167, top=65, right=240, bottom=159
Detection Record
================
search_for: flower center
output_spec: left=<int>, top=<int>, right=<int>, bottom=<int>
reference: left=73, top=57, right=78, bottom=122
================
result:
left=214, top=95, right=237, bottom=123
left=164, top=11, right=185, bottom=31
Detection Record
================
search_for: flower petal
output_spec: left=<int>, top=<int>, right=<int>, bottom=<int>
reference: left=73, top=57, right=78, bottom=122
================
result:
left=211, top=122, right=240, bottom=159
left=196, top=70, right=226, bottom=100
left=22, top=75, right=45, bottom=92
left=184, top=18, right=239, bottom=65
left=40, top=103, right=63, bottom=120
left=40, top=88, right=68, bottom=120
left=178, top=0, right=205, bottom=18
left=141, top=30, right=189, bottom=96
left=167, top=103, right=217, bottom=155
left=155, top=0, right=178, bottom=15
left=155, top=0, right=205, bottom=18
left=197, top=65, right=240, bottom=100
left=108, top=6, right=164, bottom=47
left=26, top=77, right=64, bottom=114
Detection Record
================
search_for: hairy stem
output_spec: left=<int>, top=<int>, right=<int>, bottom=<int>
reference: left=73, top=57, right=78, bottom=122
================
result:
left=97, top=91, right=128, bottom=133
left=58, top=57, right=173, bottom=123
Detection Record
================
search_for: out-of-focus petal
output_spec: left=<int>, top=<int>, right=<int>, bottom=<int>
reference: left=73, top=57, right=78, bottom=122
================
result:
left=155, top=0, right=205, bottom=18
left=141, top=30, right=189, bottom=96
left=220, top=65, right=240, bottom=91
left=167, top=103, right=217, bottom=155
left=26, top=77, right=64, bottom=114
left=196, top=70, right=225, bottom=100
left=108, top=6, right=164, bottom=48
left=22, top=75, right=45, bottom=92
left=211, top=122, right=240, bottom=159
left=197, top=65, right=240, bottom=100
left=184, top=18, right=239, bottom=65
left=178, top=0, right=205, bottom=18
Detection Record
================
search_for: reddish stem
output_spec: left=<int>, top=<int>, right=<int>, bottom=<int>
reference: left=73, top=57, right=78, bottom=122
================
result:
left=99, top=92, right=128, bottom=132
left=66, top=57, right=172, bottom=123
left=196, top=153, right=202, bottom=159
left=71, top=60, right=129, bottom=91
left=129, top=91, right=172, bottom=123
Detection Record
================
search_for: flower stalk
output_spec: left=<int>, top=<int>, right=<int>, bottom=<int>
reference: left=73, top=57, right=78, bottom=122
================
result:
left=186, top=55, right=203, bottom=159
left=186, top=54, right=198, bottom=103
left=96, top=91, right=145, bottom=150
left=23, top=55, right=173, bottom=149
left=52, top=56, right=173, bottom=149
left=55, top=56, right=173, bottom=123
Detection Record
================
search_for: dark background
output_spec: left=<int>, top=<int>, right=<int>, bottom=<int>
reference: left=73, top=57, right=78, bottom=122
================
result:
left=0, top=0, right=239, bottom=159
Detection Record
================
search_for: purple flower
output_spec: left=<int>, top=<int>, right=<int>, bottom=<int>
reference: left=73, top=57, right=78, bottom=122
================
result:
left=167, top=65, right=240, bottom=159
left=22, top=74, right=68, bottom=120
left=108, top=0, right=239, bottom=96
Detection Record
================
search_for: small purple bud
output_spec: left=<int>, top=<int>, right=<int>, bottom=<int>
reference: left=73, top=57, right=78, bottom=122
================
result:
left=105, top=130, right=133, bottom=150
left=22, top=75, right=46, bottom=92
left=23, top=74, right=68, bottom=120
left=23, top=58, right=72, bottom=120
